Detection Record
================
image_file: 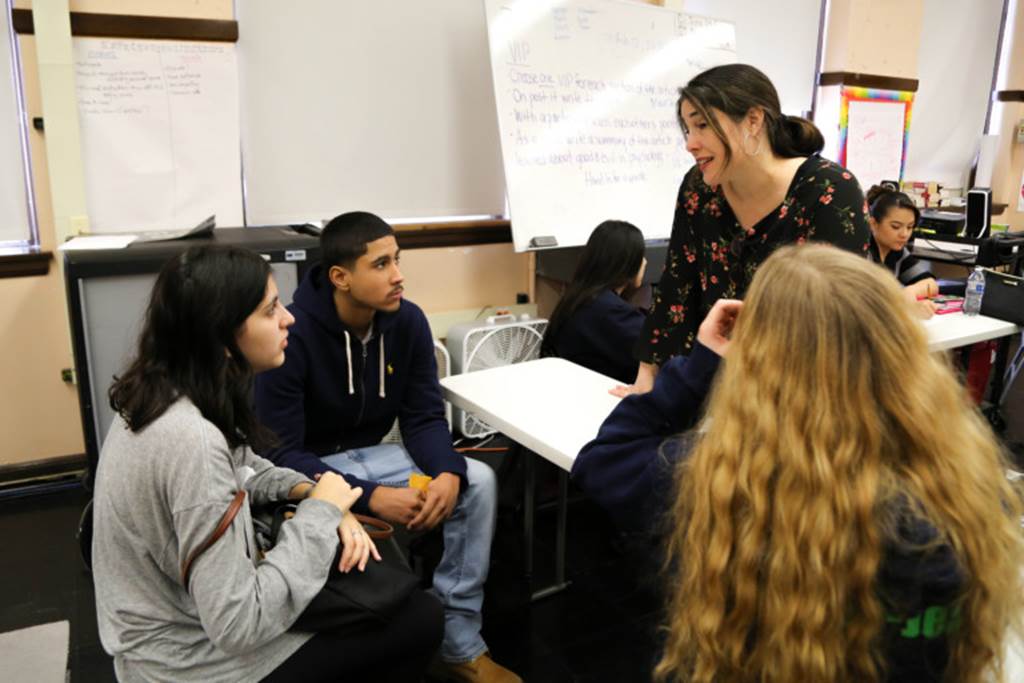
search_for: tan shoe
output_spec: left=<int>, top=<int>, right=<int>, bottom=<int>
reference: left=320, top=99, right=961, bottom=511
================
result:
left=429, top=651, right=522, bottom=683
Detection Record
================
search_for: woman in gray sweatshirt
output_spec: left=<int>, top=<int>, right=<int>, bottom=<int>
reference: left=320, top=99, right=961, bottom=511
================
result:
left=91, top=245, right=442, bottom=682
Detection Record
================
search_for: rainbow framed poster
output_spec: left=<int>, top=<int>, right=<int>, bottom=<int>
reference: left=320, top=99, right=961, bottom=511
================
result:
left=838, top=86, right=914, bottom=188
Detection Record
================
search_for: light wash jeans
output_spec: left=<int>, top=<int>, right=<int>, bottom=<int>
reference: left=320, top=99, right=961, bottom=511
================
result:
left=322, top=444, right=497, bottom=663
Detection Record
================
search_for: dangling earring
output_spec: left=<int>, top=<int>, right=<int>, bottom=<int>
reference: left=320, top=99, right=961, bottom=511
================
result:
left=742, top=130, right=762, bottom=157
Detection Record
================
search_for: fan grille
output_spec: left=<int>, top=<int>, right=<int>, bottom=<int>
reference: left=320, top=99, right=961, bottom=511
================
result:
left=457, top=322, right=546, bottom=437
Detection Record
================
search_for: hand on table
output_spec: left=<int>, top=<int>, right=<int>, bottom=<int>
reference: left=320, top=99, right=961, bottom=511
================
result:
left=610, top=362, right=657, bottom=397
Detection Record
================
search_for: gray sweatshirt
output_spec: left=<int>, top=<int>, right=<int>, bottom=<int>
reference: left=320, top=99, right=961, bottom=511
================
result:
left=92, top=398, right=343, bottom=682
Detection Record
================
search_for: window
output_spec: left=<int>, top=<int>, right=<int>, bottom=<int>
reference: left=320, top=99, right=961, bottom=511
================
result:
left=0, top=0, right=37, bottom=251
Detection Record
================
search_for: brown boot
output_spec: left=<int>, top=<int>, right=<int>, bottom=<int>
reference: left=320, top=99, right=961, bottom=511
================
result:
left=429, top=651, right=522, bottom=683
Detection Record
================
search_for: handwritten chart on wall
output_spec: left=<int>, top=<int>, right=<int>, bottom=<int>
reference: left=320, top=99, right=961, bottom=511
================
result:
left=485, top=0, right=735, bottom=251
left=73, top=38, right=243, bottom=233
left=839, top=87, right=913, bottom=190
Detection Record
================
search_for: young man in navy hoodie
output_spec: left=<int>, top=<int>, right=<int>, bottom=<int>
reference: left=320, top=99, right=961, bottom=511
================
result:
left=255, top=212, right=519, bottom=683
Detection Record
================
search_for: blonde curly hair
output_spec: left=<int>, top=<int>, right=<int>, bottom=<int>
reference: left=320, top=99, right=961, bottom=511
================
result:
left=655, top=244, right=1024, bottom=682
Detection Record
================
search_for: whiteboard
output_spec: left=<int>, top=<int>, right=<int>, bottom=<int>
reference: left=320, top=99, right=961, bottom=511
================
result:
left=73, top=38, right=243, bottom=233
left=845, top=99, right=906, bottom=189
left=485, top=0, right=735, bottom=251
left=236, top=1, right=506, bottom=225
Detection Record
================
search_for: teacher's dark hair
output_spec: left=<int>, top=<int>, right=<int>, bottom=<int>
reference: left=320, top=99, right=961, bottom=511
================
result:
left=542, top=220, right=645, bottom=357
left=677, top=63, right=824, bottom=167
left=109, top=245, right=276, bottom=452
left=866, top=184, right=920, bottom=225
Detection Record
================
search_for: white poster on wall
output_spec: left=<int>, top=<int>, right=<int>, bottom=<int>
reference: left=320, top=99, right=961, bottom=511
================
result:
left=73, top=38, right=243, bottom=233
left=1018, top=166, right=1024, bottom=213
left=845, top=99, right=906, bottom=189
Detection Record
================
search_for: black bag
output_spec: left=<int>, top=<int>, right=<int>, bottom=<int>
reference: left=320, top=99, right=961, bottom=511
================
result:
left=253, top=503, right=420, bottom=633
left=980, top=269, right=1024, bottom=326
left=182, top=494, right=419, bottom=634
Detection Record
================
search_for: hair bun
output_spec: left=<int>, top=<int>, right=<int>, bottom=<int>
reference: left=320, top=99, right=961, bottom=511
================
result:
left=782, top=115, right=824, bottom=156
left=865, top=184, right=895, bottom=206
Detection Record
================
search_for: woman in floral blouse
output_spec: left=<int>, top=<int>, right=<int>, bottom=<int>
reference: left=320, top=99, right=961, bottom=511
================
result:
left=618, top=64, right=870, bottom=395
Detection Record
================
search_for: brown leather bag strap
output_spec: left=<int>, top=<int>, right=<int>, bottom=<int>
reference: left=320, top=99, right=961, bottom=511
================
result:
left=353, top=513, right=393, bottom=540
left=180, top=490, right=247, bottom=589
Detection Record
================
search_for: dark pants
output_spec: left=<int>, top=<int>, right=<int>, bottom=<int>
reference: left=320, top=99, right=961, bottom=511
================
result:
left=261, top=590, right=444, bottom=683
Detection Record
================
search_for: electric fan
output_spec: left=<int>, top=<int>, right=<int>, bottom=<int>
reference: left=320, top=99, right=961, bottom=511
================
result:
left=445, top=314, right=548, bottom=438
left=380, top=340, right=452, bottom=444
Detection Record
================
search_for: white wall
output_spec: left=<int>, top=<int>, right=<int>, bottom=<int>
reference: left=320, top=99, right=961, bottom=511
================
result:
left=903, top=0, right=1004, bottom=187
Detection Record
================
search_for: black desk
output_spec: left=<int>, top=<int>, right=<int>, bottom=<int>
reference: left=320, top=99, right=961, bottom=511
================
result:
left=64, top=227, right=320, bottom=483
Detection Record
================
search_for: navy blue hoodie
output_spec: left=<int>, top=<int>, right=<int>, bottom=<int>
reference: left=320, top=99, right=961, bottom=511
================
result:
left=547, top=288, right=646, bottom=384
left=254, top=264, right=467, bottom=514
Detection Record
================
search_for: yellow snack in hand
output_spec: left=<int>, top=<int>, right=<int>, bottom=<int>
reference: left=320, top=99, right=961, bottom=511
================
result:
left=409, top=473, right=432, bottom=492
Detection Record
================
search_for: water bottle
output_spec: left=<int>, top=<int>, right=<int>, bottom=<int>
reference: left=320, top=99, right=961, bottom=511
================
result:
left=964, top=267, right=986, bottom=316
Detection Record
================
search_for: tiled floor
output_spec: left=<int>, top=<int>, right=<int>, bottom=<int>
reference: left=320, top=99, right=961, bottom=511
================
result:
left=0, top=455, right=663, bottom=683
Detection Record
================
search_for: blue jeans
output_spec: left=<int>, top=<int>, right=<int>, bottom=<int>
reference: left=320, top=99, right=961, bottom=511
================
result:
left=322, top=444, right=497, bottom=663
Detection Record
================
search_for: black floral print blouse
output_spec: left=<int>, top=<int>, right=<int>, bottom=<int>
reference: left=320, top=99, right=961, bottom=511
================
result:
left=636, top=154, right=870, bottom=364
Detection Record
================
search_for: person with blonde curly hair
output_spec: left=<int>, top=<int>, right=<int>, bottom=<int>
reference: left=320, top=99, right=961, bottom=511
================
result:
left=574, top=244, right=1024, bottom=682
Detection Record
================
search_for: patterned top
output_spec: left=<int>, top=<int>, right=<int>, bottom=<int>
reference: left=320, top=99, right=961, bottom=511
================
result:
left=636, top=155, right=870, bottom=363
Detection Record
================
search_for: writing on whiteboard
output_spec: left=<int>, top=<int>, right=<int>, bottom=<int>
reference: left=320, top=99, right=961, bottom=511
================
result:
left=845, top=99, right=906, bottom=188
left=73, top=38, right=243, bottom=233
left=487, top=0, right=735, bottom=250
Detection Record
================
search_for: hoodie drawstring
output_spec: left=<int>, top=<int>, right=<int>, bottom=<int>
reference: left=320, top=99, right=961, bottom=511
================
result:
left=343, top=330, right=354, bottom=395
left=378, top=334, right=386, bottom=398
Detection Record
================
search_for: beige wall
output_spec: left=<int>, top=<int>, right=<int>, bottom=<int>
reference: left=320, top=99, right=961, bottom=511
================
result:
left=823, top=0, right=924, bottom=78
left=991, top=1, right=1024, bottom=231
left=401, top=244, right=530, bottom=314
left=0, top=31, right=83, bottom=466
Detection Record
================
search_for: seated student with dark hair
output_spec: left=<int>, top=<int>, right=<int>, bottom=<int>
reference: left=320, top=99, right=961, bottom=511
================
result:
left=540, top=220, right=648, bottom=384
left=254, top=212, right=519, bottom=683
left=866, top=184, right=938, bottom=316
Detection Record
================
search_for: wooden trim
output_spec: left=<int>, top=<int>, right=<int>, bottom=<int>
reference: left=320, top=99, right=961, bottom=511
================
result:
left=818, top=71, right=919, bottom=92
left=996, top=91, right=1024, bottom=103
left=0, top=453, right=86, bottom=486
left=0, top=249, right=51, bottom=278
left=394, top=220, right=512, bottom=250
left=12, top=9, right=238, bottom=42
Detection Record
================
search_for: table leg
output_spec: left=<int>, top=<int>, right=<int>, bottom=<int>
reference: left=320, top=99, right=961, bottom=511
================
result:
left=523, top=447, right=535, bottom=579
left=529, top=467, right=572, bottom=601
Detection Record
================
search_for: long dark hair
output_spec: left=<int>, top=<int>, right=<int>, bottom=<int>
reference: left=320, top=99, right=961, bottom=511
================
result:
left=677, top=63, right=824, bottom=168
left=109, top=245, right=276, bottom=451
left=866, top=184, right=920, bottom=225
left=542, top=220, right=645, bottom=356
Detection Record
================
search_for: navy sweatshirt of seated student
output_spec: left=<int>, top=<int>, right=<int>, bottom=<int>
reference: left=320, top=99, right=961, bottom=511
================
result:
left=547, top=289, right=646, bottom=384
left=254, top=264, right=466, bottom=515
left=573, top=343, right=965, bottom=681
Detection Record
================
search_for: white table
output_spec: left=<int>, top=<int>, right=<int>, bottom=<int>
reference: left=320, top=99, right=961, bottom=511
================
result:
left=440, top=315, right=1022, bottom=599
left=441, top=358, right=621, bottom=599
left=923, top=312, right=1019, bottom=352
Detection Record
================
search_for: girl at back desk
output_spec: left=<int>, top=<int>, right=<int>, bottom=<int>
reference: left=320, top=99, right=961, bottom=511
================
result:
left=541, top=220, right=648, bottom=384
left=867, top=184, right=939, bottom=317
